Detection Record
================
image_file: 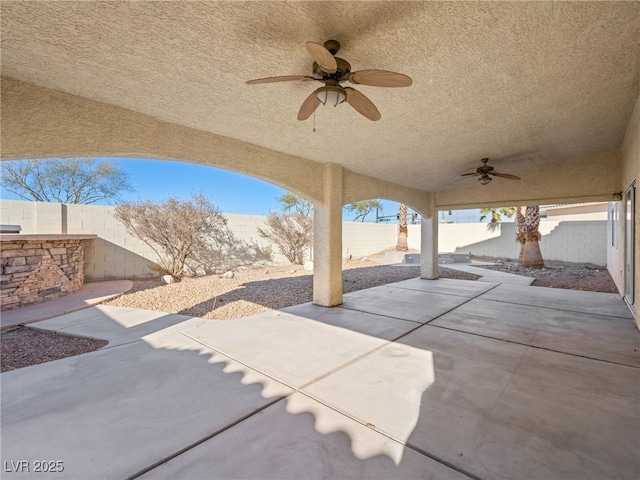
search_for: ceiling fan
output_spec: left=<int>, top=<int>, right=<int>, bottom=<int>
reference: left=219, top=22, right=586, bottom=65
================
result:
left=460, top=158, right=521, bottom=185
left=246, top=40, right=412, bottom=121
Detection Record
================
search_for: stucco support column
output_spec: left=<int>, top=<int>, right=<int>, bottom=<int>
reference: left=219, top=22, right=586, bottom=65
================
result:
left=313, top=163, right=343, bottom=307
left=420, top=194, right=439, bottom=279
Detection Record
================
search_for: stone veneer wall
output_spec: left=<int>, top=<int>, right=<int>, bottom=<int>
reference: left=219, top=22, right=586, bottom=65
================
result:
left=0, top=235, right=95, bottom=311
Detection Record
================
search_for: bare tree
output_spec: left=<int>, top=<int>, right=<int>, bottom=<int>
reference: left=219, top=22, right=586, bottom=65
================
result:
left=114, top=193, right=227, bottom=277
left=257, top=193, right=313, bottom=265
left=1, top=158, right=133, bottom=204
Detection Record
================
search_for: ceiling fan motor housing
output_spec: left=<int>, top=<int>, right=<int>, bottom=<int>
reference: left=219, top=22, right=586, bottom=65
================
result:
left=477, top=159, right=494, bottom=175
left=313, top=57, right=351, bottom=81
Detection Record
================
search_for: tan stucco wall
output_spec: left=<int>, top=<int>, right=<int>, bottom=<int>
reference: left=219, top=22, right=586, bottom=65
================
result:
left=543, top=203, right=608, bottom=222
left=1, top=78, right=326, bottom=204
left=1, top=78, right=443, bottom=215
left=434, top=151, right=623, bottom=210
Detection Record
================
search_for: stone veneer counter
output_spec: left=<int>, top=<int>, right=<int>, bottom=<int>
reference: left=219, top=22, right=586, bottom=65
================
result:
left=0, top=234, right=97, bottom=311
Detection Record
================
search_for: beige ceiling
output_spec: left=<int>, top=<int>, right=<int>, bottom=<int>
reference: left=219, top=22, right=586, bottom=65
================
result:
left=1, top=1, right=639, bottom=192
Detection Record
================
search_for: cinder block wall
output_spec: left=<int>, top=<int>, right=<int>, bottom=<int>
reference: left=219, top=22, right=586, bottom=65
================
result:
left=65, top=204, right=158, bottom=280
left=444, top=221, right=608, bottom=265
left=343, top=222, right=396, bottom=258
left=1, top=200, right=609, bottom=279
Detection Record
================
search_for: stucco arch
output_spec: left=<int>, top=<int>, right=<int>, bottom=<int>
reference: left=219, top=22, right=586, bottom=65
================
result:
left=3, top=79, right=442, bottom=306
left=343, top=170, right=435, bottom=219
left=1, top=79, right=327, bottom=206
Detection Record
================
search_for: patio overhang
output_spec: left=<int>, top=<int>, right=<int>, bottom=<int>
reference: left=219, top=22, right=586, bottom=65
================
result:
left=1, top=1, right=638, bottom=318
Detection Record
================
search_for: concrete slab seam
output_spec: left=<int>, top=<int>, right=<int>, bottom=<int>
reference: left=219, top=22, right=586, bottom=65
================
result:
left=179, top=330, right=303, bottom=391
left=383, top=284, right=474, bottom=299
left=388, top=284, right=493, bottom=299
left=472, top=296, right=632, bottom=320
left=427, top=323, right=640, bottom=369
left=176, top=331, right=480, bottom=477
left=295, top=389, right=481, bottom=480
left=419, top=283, right=502, bottom=327
left=125, top=396, right=286, bottom=480
left=336, top=303, right=423, bottom=324
left=179, top=325, right=482, bottom=477
left=338, top=283, right=498, bottom=325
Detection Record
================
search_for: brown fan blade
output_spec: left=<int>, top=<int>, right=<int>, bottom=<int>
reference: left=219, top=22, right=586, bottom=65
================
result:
left=460, top=172, right=480, bottom=177
left=246, top=75, right=314, bottom=84
left=345, top=87, right=381, bottom=121
left=306, top=42, right=337, bottom=73
left=297, top=90, right=321, bottom=120
left=349, top=69, right=413, bottom=87
left=491, top=172, right=521, bottom=180
left=454, top=175, right=476, bottom=183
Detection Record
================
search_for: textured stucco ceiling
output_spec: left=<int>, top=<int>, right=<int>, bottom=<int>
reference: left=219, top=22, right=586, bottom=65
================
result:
left=1, top=1, right=639, bottom=192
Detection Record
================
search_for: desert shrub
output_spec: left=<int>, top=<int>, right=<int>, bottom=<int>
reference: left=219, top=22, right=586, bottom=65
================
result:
left=114, top=193, right=228, bottom=277
left=257, top=193, right=313, bottom=265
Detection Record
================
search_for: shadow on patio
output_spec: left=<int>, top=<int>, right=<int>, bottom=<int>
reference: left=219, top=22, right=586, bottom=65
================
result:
left=1, top=277, right=638, bottom=479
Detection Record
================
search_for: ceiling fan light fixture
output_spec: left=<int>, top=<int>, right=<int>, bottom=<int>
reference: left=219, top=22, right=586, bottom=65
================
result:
left=316, top=86, right=346, bottom=107
left=478, top=175, right=492, bottom=185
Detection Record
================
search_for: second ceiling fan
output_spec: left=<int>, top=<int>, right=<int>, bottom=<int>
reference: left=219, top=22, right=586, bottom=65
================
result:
left=246, top=40, right=412, bottom=121
left=460, top=158, right=521, bottom=185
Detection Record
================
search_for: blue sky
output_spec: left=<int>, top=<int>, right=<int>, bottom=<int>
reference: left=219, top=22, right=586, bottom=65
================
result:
left=0, top=157, right=398, bottom=221
left=116, top=158, right=403, bottom=220
left=115, top=158, right=288, bottom=216
left=1, top=157, right=490, bottom=223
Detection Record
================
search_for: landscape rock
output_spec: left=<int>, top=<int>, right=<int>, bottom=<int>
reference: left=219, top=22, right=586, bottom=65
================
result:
left=303, top=261, right=314, bottom=271
left=161, top=275, right=176, bottom=284
left=221, top=271, right=234, bottom=279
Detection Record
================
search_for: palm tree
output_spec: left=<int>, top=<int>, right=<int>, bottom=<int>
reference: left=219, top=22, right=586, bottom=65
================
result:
left=516, top=206, right=544, bottom=267
left=396, top=203, right=409, bottom=251
left=480, top=207, right=516, bottom=231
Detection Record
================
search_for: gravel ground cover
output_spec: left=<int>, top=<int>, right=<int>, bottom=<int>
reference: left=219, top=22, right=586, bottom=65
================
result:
left=103, top=262, right=475, bottom=320
left=0, top=259, right=620, bottom=372
left=475, top=258, right=619, bottom=293
left=1, top=327, right=107, bottom=372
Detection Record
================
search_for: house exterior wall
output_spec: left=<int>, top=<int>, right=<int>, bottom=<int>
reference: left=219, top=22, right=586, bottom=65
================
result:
left=543, top=202, right=608, bottom=222
left=616, top=92, right=640, bottom=323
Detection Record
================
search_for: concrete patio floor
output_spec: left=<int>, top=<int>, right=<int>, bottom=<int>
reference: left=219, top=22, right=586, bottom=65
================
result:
left=1, top=276, right=638, bottom=479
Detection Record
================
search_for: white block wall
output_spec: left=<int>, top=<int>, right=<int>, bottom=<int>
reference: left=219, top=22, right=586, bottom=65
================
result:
left=1, top=200, right=610, bottom=279
left=65, top=203, right=158, bottom=280
left=342, top=222, right=396, bottom=258
left=436, top=221, right=607, bottom=265
left=223, top=213, right=290, bottom=265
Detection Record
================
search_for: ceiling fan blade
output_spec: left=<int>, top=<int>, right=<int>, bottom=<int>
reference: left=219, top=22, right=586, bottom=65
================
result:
left=345, top=87, right=381, bottom=121
left=459, top=172, right=480, bottom=177
left=306, top=42, right=337, bottom=73
left=349, top=69, right=413, bottom=87
left=454, top=176, right=476, bottom=183
left=246, top=75, right=314, bottom=84
left=297, top=90, right=321, bottom=121
left=492, top=172, right=521, bottom=180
